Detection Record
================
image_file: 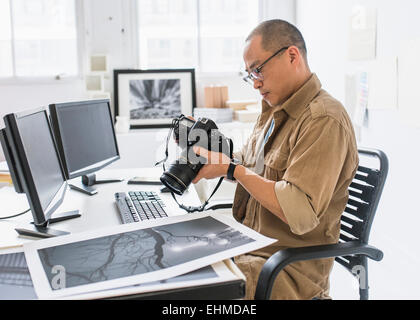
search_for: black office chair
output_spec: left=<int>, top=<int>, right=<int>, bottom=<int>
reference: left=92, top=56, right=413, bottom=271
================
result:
left=208, top=147, right=388, bottom=300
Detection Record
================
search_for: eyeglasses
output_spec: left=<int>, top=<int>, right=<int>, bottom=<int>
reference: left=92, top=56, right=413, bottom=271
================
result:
left=243, top=46, right=289, bottom=85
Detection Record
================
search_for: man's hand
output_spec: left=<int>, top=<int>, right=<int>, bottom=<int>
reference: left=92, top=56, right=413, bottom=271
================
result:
left=192, top=146, right=231, bottom=184
left=193, top=146, right=288, bottom=225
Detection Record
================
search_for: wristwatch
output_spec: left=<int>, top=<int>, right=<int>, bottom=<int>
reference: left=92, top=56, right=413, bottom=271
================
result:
left=227, top=160, right=239, bottom=181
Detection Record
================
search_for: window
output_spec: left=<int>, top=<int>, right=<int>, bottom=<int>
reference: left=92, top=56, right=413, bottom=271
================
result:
left=0, top=0, right=79, bottom=78
left=137, top=0, right=259, bottom=73
left=0, top=0, right=13, bottom=77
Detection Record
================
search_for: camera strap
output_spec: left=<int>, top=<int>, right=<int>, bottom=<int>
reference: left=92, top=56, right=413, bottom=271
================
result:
left=170, top=176, right=225, bottom=213
left=173, top=137, right=234, bottom=213
left=154, top=118, right=179, bottom=167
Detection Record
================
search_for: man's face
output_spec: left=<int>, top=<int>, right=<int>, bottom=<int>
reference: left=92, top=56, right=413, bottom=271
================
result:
left=243, top=35, right=296, bottom=107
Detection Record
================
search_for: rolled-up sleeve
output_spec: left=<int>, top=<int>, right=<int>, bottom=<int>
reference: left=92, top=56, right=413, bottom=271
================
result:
left=274, top=115, right=349, bottom=235
left=274, top=180, right=319, bottom=235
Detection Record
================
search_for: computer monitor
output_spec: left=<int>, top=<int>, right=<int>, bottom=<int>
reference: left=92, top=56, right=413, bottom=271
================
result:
left=0, top=107, right=80, bottom=238
left=49, top=99, right=122, bottom=195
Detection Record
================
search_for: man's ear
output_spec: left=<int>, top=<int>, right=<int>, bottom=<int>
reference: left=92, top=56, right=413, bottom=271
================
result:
left=288, top=46, right=300, bottom=64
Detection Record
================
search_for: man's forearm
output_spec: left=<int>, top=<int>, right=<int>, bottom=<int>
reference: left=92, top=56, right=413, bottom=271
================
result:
left=233, top=164, right=289, bottom=225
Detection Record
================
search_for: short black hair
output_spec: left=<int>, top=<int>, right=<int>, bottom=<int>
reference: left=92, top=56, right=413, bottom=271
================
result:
left=247, top=19, right=308, bottom=64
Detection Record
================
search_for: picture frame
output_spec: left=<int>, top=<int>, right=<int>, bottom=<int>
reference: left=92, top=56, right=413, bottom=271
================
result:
left=114, top=69, right=196, bottom=129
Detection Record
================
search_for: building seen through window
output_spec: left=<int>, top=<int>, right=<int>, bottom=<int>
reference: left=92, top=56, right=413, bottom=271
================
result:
left=0, top=0, right=78, bottom=78
left=138, top=0, right=259, bottom=72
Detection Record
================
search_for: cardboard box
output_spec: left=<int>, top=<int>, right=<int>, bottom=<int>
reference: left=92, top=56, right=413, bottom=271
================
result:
left=204, top=86, right=215, bottom=108
left=204, top=86, right=229, bottom=108
left=226, top=99, right=258, bottom=110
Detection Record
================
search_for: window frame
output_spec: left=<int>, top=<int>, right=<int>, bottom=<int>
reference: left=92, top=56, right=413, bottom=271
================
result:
left=0, top=0, right=85, bottom=85
left=133, top=0, right=265, bottom=79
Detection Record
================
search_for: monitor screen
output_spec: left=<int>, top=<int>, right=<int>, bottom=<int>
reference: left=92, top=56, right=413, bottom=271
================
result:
left=49, top=99, right=119, bottom=179
left=18, top=111, right=65, bottom=211
left=2, top=108, right=67, bottom=225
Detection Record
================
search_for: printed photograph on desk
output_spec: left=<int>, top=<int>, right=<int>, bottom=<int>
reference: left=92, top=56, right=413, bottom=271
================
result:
left=114, top=69, right=196, bottom=129
left=0, top=247, right=37, bottom=300
left=23, top=212, right=275, bottom=299
left=63, top=261, right=237, bottom=300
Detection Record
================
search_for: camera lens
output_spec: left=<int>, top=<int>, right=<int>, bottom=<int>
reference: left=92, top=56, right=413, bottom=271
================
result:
left=160, top=163, right=201, bottom=195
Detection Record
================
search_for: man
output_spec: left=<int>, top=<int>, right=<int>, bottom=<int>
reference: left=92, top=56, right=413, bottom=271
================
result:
left=192, top=19, right=358, bottom=300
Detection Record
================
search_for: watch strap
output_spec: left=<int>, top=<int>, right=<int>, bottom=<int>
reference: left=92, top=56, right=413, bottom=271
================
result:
left=227, top=162, right=237, bottom=181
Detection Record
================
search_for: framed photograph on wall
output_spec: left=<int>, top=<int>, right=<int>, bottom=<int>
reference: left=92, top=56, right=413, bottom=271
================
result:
left=114, top=69, right=196, bottom=129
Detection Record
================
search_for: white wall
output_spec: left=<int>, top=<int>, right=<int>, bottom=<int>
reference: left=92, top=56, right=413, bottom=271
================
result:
left=0, top=81, right=86, bottom=124
left=297, top=0, right=420, bottom=299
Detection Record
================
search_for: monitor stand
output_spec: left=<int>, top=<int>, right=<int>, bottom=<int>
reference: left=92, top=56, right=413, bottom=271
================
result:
left=15, top=210, right=81, bottom=239
left=68, top=183, right=98, bottom=196
left=69, top=173, right=124, bottom=196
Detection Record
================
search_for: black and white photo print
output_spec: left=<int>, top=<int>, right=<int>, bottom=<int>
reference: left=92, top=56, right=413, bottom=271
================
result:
left=23, top=213, right=276, bottom=298
left=114, top=69, right=196, bottom=128
left=37, top=216, right=255, bottom=289
left=129, top=79, right=181, bottom=120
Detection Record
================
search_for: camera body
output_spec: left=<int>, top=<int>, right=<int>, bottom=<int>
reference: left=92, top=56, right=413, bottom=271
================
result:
left=160, top=115, right=232, bottom=195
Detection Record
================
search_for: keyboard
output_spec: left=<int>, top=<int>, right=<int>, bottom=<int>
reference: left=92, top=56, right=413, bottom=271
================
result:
left=115, top=191, right=168, bottom=224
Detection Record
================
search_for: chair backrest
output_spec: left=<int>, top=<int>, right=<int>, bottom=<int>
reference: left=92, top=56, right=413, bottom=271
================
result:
left=335, top=148, right=388, bottom=272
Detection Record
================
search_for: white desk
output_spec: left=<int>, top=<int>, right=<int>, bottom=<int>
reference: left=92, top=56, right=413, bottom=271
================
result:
left=0, top=167, right=245, bottom=300
left=0, top=167, right=202, bottom=249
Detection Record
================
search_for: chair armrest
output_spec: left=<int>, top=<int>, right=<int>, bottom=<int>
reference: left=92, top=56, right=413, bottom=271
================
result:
left=254, top=241, right=383, bottom=300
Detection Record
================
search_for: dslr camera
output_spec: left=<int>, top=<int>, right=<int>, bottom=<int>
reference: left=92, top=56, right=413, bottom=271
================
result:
left=160, top=115, right=233, bottom=195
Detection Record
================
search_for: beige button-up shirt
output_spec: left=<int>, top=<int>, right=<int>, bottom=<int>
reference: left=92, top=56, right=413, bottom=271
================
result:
left=233, top=73, right=358, bottom=299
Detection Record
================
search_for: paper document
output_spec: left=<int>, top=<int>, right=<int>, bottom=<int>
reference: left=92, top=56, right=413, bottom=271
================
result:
left=348, top=5, right=377, bottom=61
left=367, top=58, right=398, bottom=110
left=24, top=212, right=276, bottom=299
left=64, top=261, right=240, bottom=300
left=398, top=38, right=420, bottom=127
left=353, top=71, right=369, bottom=126
left=0, top=247, right=37, bottom=300
left=0, top=247, right=243, bottom=300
